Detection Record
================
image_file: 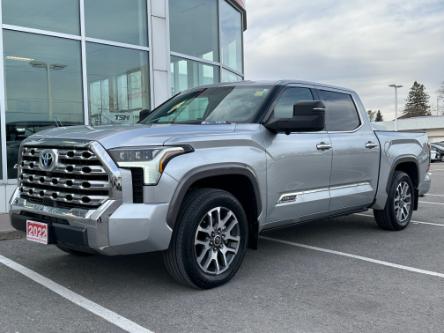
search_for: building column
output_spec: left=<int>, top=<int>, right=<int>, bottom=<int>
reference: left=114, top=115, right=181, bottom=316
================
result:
left=150, top=0, right=171, bottom=108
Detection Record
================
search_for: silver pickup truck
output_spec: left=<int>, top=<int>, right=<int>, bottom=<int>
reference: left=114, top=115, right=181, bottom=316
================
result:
left=10, top=80, right=431, bottom=289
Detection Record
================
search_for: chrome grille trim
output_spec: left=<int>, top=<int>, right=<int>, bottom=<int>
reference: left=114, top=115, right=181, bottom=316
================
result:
left=18, top=144, right=111, bottom=209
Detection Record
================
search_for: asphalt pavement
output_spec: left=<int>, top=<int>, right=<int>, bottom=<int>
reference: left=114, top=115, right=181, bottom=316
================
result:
left=0, top=163, right=443, bottom=333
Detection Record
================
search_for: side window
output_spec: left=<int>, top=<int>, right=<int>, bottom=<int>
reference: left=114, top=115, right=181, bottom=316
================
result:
left=273, top=87, right=314, bottom=119
left=319, top=90, right=361, bottom=131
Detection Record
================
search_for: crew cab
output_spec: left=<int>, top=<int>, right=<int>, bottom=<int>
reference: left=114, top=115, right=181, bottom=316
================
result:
left=10, top=81, right=431, bottom=289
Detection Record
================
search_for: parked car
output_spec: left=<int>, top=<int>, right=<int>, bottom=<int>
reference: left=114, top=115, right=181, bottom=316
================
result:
left=10, top=81, right=431, bottom=289
left=431, top=143, right=444, bottom=162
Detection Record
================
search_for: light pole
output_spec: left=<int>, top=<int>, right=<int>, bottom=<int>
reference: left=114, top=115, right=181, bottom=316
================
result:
left=30, top=61, right=66, bottom=121
left=389, top=84, right=403, bottom=131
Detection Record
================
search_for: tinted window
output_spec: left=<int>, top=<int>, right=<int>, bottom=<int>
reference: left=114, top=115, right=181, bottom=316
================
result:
left=273, top=87, right=313, bottom=119
left=320, top=90, right=360, bottom=131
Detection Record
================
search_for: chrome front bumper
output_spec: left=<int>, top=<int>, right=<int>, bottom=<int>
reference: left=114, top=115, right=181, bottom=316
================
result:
left=9, top=188, right=173, bottom=255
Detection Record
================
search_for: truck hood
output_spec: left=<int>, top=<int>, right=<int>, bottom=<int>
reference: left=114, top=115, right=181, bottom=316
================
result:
left=30, top=124, right=237, bottom=149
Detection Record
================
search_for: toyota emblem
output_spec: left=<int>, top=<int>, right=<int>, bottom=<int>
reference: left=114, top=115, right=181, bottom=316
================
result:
left=39, top=149, right=56, bottom=171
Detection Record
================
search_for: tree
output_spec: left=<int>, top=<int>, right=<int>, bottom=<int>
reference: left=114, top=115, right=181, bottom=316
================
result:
left=375, top=110, right=383, bottom=122
left=402, top=81, right=431, bottom=118
left=438, top=82, right=444, bottom=116
left=438, top=81, right=444, bottom=99
left=367, top=110, right=376, bottom=122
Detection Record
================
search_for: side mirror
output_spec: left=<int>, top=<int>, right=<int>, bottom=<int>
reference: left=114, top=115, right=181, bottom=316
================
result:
left=139, top=109, right=151, bottom=121
left=265, top=100, right=325, bottom=134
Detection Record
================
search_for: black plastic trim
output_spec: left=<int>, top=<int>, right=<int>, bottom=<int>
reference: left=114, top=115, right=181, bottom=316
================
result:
left=166, top=164, right=262, bottom=229
left=387, top=157, right=420, bottom=210
left=10, top=213, right=89, bottom=247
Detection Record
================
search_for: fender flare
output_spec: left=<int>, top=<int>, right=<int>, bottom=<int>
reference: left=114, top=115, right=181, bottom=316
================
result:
left=387, top=156, right=420, bottom=210
left=386, top=156, right=419, bottom=192
left=166, top=163, right=262, bottom=230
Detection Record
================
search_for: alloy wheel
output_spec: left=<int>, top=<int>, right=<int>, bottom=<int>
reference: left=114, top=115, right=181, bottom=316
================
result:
left=194, top=207, right=241, bottom=275
left=394, top=180, right=412, bottom=224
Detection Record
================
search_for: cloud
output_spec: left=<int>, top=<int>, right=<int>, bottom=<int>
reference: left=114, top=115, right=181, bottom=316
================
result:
left=244, top=0, right=444, bottom=119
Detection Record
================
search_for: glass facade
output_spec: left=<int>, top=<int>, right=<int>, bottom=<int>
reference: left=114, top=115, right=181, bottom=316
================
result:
left=3, top=0, right=80, bottom=35
left=169, top=0, right=219, bottom=61
left=170, top=0, right=244, bottom=93
left=4, top=31, right=83, bottom=178
left=170, top=56, right=219, bottom=94
left=87, top=43, right=150, bottom=125
left=220, top=0, right=243, bottom=72
left=0, top=0, right=245, bottom=184
left=85, top=0, right=148, bottom=46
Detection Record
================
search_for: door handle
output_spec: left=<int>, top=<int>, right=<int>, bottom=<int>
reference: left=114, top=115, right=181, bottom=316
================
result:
left=316, top=142, right=332, bottom=151
left=365, top=141, right=378, bottom=149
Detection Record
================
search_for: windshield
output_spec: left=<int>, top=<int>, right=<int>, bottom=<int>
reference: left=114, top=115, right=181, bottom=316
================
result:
left=141, top=86, right=271, bottom=124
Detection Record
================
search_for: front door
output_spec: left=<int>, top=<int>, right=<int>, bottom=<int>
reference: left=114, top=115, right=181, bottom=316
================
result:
left=265, top=86, right=332, bottom=227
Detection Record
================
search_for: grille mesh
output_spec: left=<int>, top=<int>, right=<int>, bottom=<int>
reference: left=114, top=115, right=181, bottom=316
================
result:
left=19, top=145, right=111, bottom=209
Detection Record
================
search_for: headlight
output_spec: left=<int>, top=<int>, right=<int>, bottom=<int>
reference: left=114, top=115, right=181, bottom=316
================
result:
left=108, top=146, right=191, bottom=185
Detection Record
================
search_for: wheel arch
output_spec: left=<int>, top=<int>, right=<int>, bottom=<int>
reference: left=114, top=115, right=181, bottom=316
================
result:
left=388, top=157, right=419, bottom=210
left=166, top=163, right=262, bottom=249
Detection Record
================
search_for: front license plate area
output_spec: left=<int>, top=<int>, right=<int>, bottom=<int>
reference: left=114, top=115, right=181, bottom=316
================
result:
left=26, top=220, right=49, bottom=245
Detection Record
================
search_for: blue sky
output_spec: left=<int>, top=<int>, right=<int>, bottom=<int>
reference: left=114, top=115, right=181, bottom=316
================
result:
left=244, top=0, right=444, bottom=120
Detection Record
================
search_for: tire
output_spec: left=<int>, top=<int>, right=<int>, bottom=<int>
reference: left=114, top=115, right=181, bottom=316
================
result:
left=163, top=188, right=248, bottom=289
left=56, top=244, right=95, bottom=256
left=373, top=171, right=414, bottom=231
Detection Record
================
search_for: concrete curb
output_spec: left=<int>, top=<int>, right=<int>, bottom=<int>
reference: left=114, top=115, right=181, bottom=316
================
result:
left=0, top=214, right=24, bottom=241
left=0, top=230, right=24, bottom=241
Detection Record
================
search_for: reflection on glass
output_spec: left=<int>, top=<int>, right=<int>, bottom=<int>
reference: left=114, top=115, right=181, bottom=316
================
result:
left=221, top=69, right=242, bottom=83
left=85, top=0, right=148, bottom=46
left=220, top=1, right=243, bottom=72
left=4, top=31, right=83, bottom=178
left=2, top=0, right=80, bottom=35
left=87, top=43, right=150, bottom=125
left=143, top=86, right=271, bottom=124
left=170, top=56, right=219, bottom=94
left=169, top=0, right=219, bottom=61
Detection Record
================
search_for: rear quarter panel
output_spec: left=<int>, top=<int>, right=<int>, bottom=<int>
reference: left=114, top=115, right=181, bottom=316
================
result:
left=372, top=131, right=430, bottom=209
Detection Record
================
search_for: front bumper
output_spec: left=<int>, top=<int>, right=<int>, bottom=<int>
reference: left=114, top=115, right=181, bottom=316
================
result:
left=9, top=188, right=173, bottom=255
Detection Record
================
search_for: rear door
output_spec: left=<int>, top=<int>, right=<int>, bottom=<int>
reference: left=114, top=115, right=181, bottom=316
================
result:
left=265, top=86, right=332, bottom=226
left=318, top=89, right=380, bottom=212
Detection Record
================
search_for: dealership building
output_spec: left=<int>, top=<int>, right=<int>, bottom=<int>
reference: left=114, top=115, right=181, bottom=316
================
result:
left=0, top=0, right=247, bottom=212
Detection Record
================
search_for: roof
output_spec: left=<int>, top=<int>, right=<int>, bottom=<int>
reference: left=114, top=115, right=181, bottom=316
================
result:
left=195, top=80, right=356, bottom=94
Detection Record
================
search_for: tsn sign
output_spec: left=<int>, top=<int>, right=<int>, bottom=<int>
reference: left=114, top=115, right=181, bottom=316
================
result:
left=114, top=114, right=131, bottom=121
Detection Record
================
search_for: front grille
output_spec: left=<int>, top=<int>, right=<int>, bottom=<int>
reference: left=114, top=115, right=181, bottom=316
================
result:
left=18, top=145, right=111, bottom=210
